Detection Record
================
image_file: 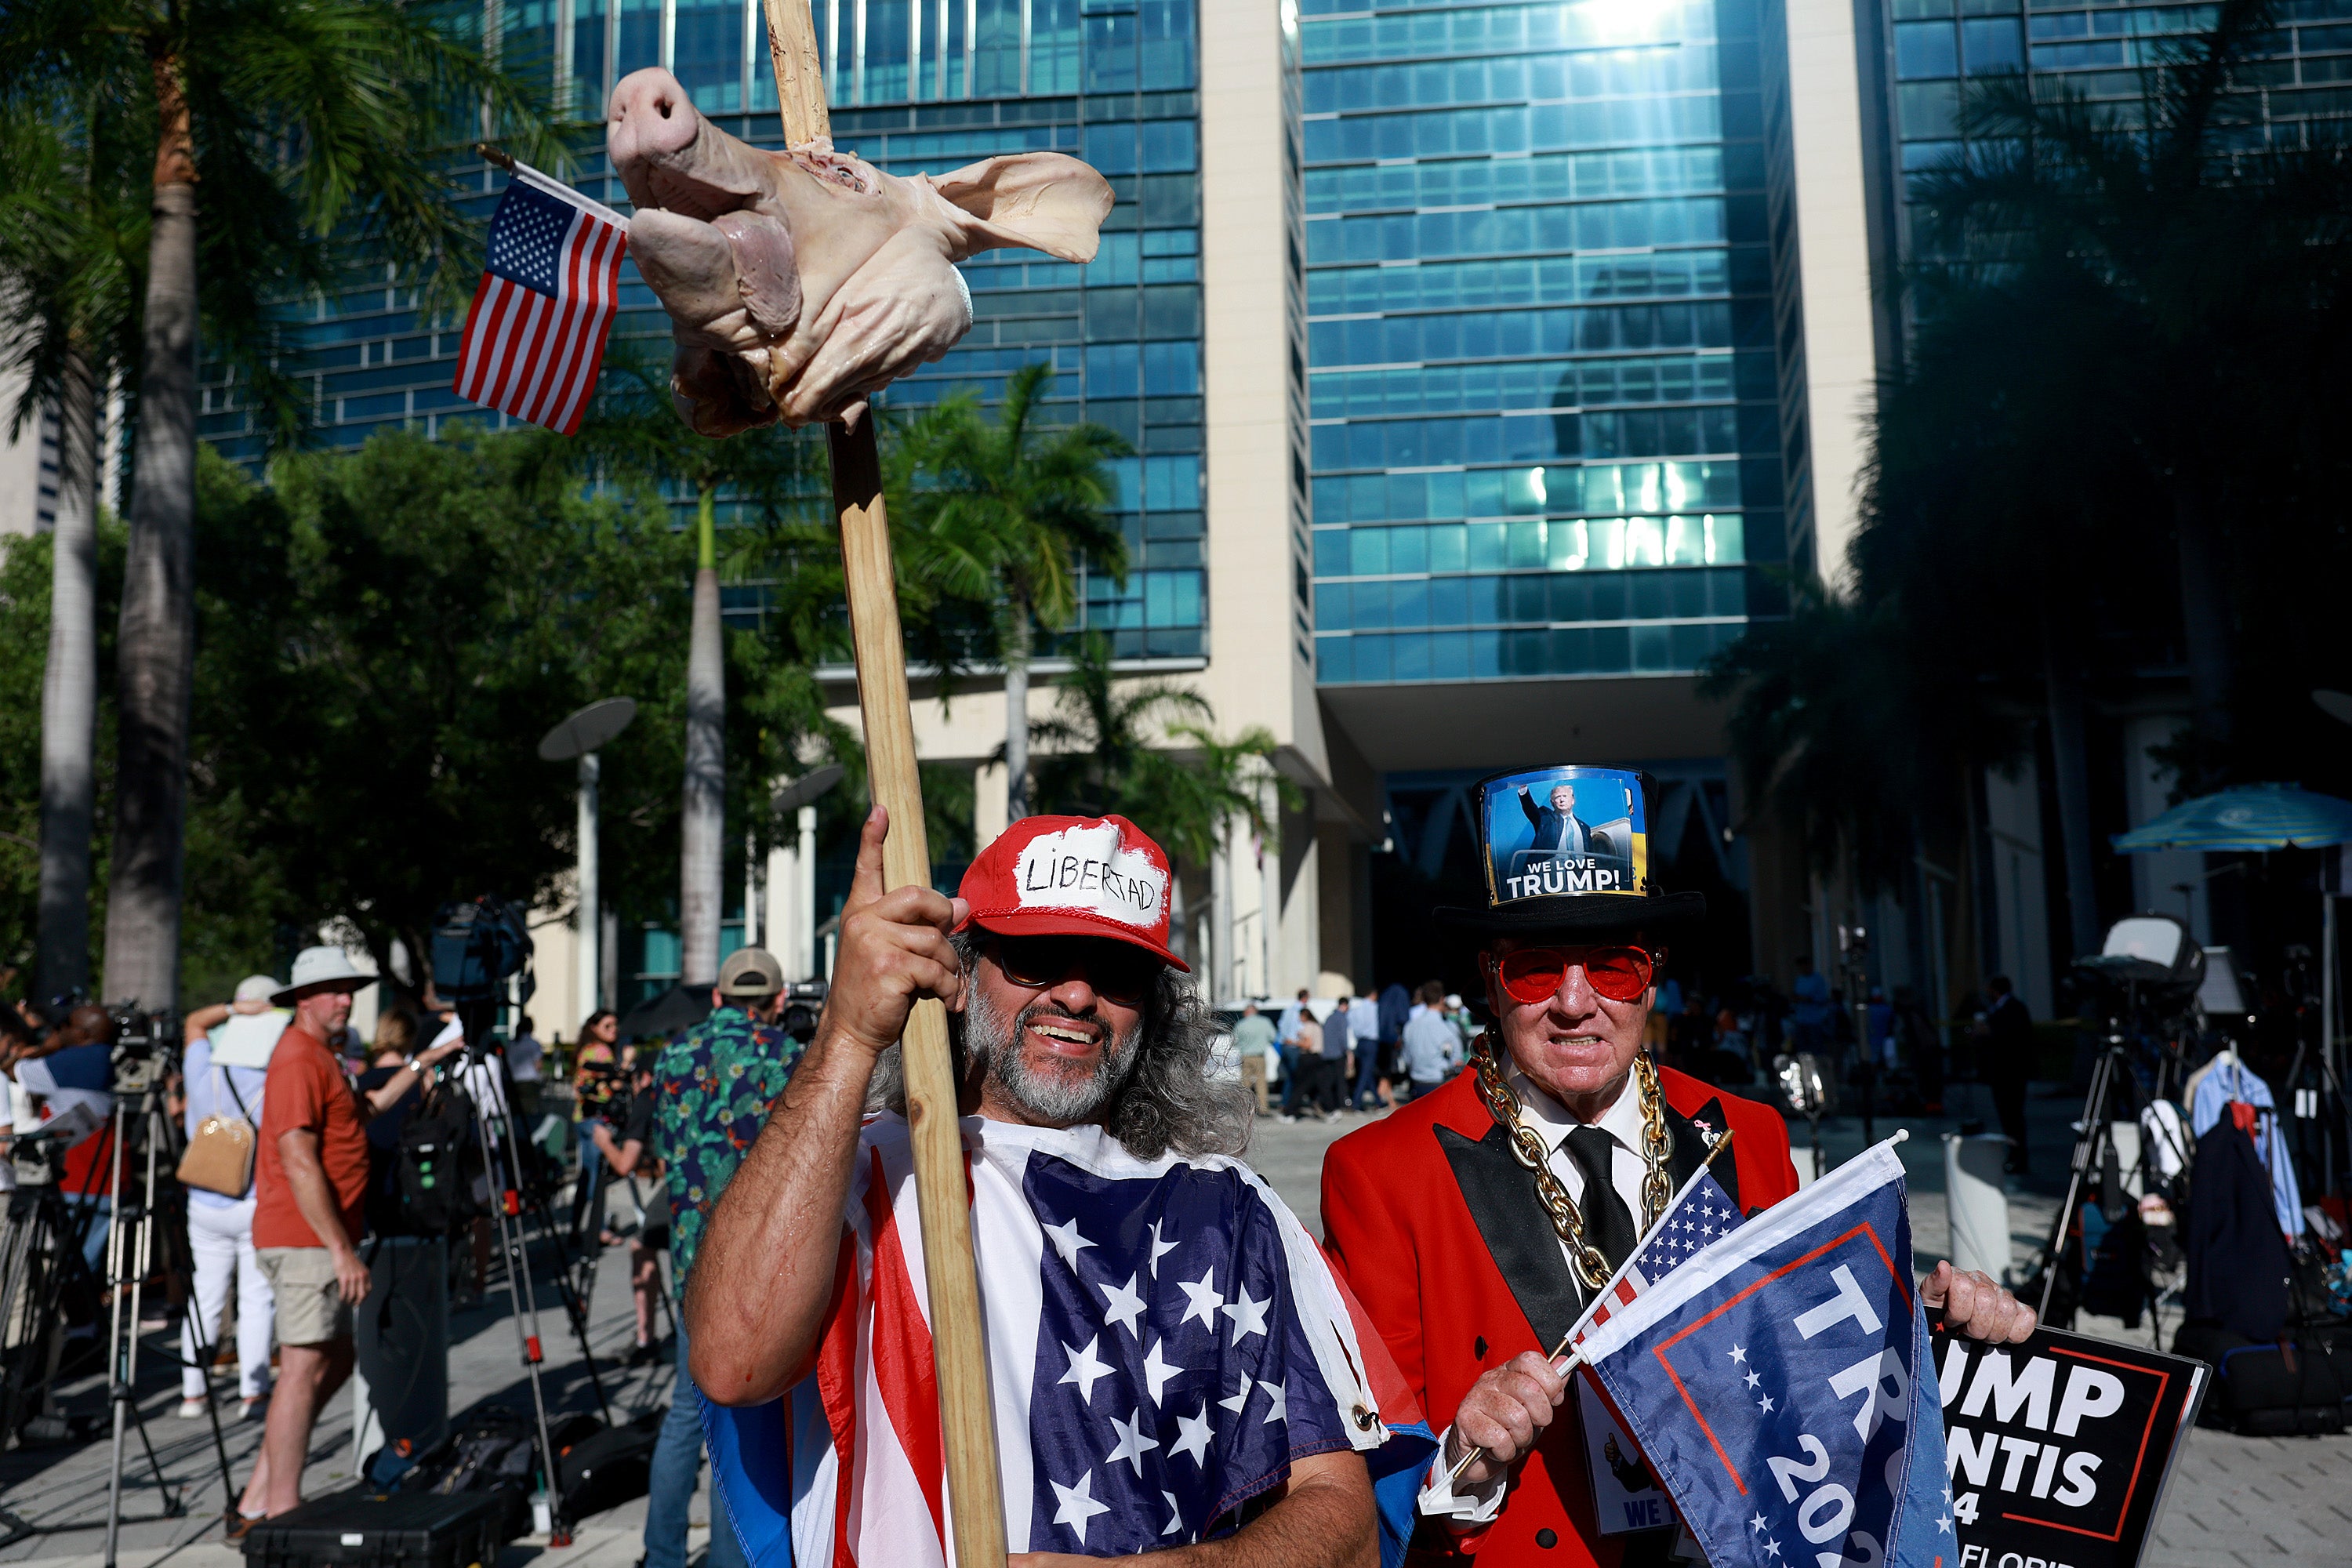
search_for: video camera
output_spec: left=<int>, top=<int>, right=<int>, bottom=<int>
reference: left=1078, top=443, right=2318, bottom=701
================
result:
left=108, top=1005, right=173, bottom=1093
left=431, top=895, right=536, bottom=1007
left=779, top=979, right=826, bottom=1044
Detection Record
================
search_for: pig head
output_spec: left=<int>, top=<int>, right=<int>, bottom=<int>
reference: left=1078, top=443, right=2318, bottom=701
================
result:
left=607, top=67, right=1112, bottom=434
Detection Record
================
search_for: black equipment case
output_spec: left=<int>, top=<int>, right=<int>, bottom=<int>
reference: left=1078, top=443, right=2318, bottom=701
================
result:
left=240, top=1486, right=515, bottom=1568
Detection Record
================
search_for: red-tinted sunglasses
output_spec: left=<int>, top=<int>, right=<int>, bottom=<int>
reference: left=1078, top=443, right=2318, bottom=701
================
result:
left=1487, top=945, right=1657, bottom=1005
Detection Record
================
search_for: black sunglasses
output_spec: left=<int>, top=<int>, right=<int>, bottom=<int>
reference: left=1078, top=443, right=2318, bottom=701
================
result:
left=985, top=935, right=1161, bottom=1007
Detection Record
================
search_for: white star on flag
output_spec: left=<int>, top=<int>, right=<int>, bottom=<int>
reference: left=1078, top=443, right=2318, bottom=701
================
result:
left=1757, top=1393, right=1774, bottom=1414
left=1100, top=1272, right=1148, bottom=1337
left=1764, top=1540, right=1781, bottom=1559
left=1224, top=1286, right=1271, bottom=1343
left=1050, top=1470, right=1110, bottom=1544
left=1178, top=1267, right=1224, bottom=1330
left=1060, top=1336, right=1113, bottom=1403
left=1142, top=1338, right=1184, bottom=1405
left=1729, top=1345, right=1746, bottom=1363
left=1149, top=1218, right=1180, bottom=1277
left=1750, top=1514, right=1767, bottom=1534
left=1261, top=1378, right=1288, bottom=1425
left=1044, top=1215, right=1095, bottom=1270
left=1162, top=1491, right=1184, bottom=1537
left=1108, top=1408, right=1162, bottom=1475
left=1171, top=1402, right=1214, bottom=1465
left=1219, top=1385, right=1251, bottom=1417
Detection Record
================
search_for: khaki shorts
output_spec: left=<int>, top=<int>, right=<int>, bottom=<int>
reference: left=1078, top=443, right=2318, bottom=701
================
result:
left=256, top=1247, right=354, bottom=1346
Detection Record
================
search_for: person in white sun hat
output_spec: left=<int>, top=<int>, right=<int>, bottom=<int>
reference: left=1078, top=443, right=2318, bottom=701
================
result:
left=234, top=945, right=466, bottom=1530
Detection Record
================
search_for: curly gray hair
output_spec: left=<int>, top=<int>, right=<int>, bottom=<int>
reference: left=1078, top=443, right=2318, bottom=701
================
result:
left=867, top=933, right=1251, bottom=1161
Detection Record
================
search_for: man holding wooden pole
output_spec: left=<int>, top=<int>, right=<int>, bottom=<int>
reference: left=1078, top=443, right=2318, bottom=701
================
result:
left=688, top=812, right=1425, bottom=1563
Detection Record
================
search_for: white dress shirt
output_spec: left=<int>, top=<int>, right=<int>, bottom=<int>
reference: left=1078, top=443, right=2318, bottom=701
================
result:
left=1420, top=1065, right=1651, bottom=1525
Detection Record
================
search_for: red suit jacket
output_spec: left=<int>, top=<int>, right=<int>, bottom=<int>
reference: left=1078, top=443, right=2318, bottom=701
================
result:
left=1322, top=1063, right=1800, bottom=1567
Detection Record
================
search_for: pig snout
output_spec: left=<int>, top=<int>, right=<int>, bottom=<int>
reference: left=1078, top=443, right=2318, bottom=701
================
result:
left=608, top=67, right=768, bottom=220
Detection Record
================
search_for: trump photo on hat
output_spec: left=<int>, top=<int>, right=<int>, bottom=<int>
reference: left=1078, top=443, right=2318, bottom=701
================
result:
left=1434, top=764, right=1704, bottom=944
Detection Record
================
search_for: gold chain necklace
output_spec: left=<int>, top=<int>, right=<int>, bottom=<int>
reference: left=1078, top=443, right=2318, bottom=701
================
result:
left=1472, top=1036, right=1675, bottom=1290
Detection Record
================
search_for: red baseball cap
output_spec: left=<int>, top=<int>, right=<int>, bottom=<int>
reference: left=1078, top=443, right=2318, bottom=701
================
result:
left=956, top=815, right=1190, bottom=972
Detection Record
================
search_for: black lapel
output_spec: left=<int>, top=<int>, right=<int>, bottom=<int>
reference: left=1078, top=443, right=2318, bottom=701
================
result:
left=1435, top=1121, right=1585, bottom=1352
left=1664, top=1095, right=1742, bottom=1214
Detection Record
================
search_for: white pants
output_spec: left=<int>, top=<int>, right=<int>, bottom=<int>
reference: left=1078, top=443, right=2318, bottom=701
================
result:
left=182, top=1198, right=275, bottom=1399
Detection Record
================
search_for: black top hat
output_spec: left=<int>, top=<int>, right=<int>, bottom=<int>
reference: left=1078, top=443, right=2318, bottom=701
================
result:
left=1432, top=764, right=1706, bottom=946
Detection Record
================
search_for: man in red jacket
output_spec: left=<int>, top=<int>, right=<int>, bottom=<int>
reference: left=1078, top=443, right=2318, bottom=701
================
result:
left=1322, top=764, right=2034, bottom=1566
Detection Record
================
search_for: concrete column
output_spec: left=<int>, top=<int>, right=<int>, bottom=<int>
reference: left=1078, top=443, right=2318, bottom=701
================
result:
left=577, top=752, right=601, bottom=1020
left=974, top=760, right=1009, bottom=846
left=743, top=829, right=761, bottom=948
left=1210, top=817, right=1234, bottom=1004
left=767, top=839, right=797, bottom=975
left=797, top=804, right=818, bottom=980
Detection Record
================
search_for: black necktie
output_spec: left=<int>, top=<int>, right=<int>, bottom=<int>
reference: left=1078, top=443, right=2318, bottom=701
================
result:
left=1563, top=1124, right=1637, bottom=1271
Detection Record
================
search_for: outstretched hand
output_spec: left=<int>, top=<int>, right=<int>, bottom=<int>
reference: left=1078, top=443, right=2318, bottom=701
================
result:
left=1922, top=1260, right=2036, bottom=1343
left=822, top=805, right=971, bottom=1058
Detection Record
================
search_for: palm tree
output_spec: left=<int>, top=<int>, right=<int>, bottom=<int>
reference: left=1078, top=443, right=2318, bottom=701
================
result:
left=1026, top=634, right=1294, bottom=871
left=565, top=364, right=829, bottom=982
left=1906, top=0, right=2352, bottom=779
left=891, top=364, right=1129, bottom=820
left=2, top=0, right=557, bottom=1009
left=0, top=101, right=142, bottom=999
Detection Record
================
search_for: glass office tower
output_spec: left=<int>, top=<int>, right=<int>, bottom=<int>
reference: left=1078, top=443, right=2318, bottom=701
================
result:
left=1885, top=0, right=2352, bottom=208
left=196, top=0, right=1207, bottom=659
left=1298, top=0, right=1785, bottom=687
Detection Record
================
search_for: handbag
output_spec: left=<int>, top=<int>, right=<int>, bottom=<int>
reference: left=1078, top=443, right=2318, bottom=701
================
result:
left=176, top=1065, right=257, bottom=1199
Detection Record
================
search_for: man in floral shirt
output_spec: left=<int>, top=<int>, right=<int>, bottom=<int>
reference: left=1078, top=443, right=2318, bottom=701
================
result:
left=644, top=946, right=803, bottom=1568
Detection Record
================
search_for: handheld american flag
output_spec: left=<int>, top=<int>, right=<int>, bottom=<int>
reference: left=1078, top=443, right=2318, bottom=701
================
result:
left=452, top=162, right=628, bottom=435
left=1577, top=1139, right=1951, bottom=1568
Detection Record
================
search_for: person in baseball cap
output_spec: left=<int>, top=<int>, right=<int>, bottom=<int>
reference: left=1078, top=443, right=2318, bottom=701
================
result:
left=685, top=809, right=1425, bottom=1566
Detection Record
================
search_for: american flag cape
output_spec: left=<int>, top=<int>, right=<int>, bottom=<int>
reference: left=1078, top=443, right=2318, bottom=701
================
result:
left=1576, top=1140, right=1952, bottom=1568
left=452, top=161, right=628, bottom=435
left=700, top=1114, right=1438, bottom=1566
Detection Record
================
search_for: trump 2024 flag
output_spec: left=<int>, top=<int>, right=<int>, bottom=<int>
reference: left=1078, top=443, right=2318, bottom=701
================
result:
left=452, top=162, right=627, bottom=435
left=1578, top=1140, right=1952, bottom=1568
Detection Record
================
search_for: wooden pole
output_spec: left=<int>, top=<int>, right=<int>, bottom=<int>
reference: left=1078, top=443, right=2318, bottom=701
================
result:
left=757, top=16, right=1008, bottom=1563
left=825, top=423, right=1008, bottom=1567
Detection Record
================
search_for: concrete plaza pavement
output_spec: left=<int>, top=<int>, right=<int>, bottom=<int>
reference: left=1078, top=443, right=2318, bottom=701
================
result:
left=1, top=1076, right=2343, bottom=1568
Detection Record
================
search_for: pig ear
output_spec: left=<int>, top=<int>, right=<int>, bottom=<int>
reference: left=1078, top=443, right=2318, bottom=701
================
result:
left=927, top=153, right=1115, bottom=264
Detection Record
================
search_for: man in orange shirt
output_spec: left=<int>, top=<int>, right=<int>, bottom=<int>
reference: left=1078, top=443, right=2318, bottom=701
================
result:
left=236, top=946, right=465, bottom=1528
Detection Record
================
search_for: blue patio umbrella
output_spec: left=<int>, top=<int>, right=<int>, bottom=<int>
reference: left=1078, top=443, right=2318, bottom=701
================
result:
left=2110, top=782, right=2352, bottom=854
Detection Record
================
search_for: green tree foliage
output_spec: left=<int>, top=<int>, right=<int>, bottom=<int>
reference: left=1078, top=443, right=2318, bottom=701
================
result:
left=0, top=426, right=845, bottom=1007
left=889, top=365, right=1131, bottom=818
left=1026, top=637, right=1294, bottom=870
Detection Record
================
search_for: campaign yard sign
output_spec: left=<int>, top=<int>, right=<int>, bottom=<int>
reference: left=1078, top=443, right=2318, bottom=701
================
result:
left=1934, top=1325, right=2205, bottom=1568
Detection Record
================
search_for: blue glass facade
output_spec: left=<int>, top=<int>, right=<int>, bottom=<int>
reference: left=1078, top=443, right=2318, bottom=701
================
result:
left=1885, top=0, right=2352, bottom=218
left=1299, top=0, right=1784, bottom=686
left=197, top=0, right=1207, bottom=659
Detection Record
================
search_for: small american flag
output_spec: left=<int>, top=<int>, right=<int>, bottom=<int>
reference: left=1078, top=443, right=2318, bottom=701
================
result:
left=452, top=162, right=628, bottom=435
left=1581, top=1166, right=1741, bottom=1336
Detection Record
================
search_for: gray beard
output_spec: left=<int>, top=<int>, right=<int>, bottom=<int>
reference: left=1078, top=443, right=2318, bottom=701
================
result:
left=966, top=983, right=1142, bottom=1126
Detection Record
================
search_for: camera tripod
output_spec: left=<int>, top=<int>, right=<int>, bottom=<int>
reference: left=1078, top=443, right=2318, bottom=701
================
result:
left=450, top=1007, right=613, bottom=1547
left=0, top=1047, right=241, bottom=1565
left=2031, top=1040, right=2194, bottom=1342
